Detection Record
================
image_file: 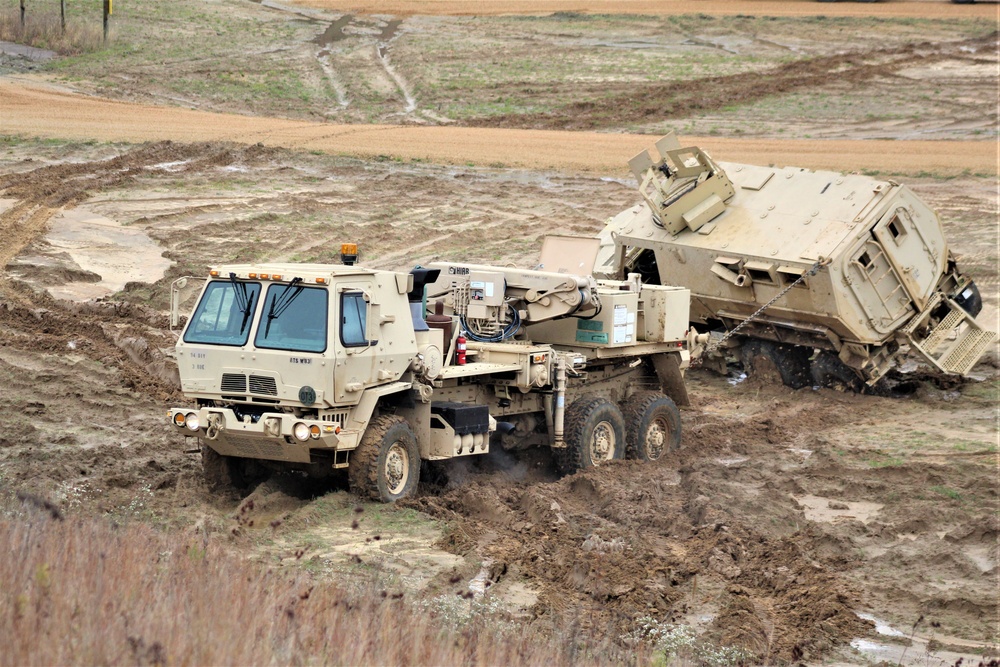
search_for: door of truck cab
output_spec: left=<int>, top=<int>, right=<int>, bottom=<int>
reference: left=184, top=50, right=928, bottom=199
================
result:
left=334, top=280, right=380, bottom=403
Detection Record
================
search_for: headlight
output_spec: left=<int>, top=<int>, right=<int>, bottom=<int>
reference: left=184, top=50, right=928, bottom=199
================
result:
left=185, top=413, right=200, bottom=431
left=309, top=425, right=321, bottom=439
left=293, top=422, right=310, bottom=442
left=173, top=412, right=186, bottom=427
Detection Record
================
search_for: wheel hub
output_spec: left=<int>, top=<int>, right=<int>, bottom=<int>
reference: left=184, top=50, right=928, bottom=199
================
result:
left=385, top=442, right=409, bottom=494
left=646, top=418, right=667, bottom=460
left=592, top=420, right=615, bottom=463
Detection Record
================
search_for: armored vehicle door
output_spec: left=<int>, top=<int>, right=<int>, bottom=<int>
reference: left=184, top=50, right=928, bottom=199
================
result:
left=334, top=281, right=380, bottom=404
left=846, top=239, right=915, bottom=335
left=871, top=206, right=940, bottom=311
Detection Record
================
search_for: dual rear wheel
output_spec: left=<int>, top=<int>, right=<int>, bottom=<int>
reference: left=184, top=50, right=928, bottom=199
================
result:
left=557, top=392, right=681, bottom=474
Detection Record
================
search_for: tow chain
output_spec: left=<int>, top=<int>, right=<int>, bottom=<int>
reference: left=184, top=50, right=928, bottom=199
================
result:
left=690, top=257, right=831, bottom=367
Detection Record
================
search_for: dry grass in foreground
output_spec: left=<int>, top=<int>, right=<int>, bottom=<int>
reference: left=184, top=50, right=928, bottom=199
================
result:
left=1, top=502, right=623, bottom=666
left=0, top=9, right=104, bottom=55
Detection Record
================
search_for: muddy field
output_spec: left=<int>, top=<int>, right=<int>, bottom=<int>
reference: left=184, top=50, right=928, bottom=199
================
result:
left=0, top=137, right=996, bottom=664
left=0, top=1, right=998, bottom=664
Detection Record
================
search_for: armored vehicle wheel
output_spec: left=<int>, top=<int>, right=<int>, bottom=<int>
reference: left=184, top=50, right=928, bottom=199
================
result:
left=558, top=396, right=626, bottom=474
left=201, top=444, right=266, bottom=492
left=623, top=392, right=681, bottom=462
left=739, top=340, right=812, bottom=389
left=349, top=415, right=420, bottom=503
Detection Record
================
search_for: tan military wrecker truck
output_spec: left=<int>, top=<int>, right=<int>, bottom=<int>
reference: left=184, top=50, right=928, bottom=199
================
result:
left=169, top=240, right=695, bottom=502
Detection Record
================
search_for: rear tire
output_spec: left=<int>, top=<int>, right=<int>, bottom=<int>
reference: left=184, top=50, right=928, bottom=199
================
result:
left=558, top=396, right=626, bottom=474
left=623, top=392, right=681, bottom=462
left=349, top=415, right=420, bottom=503
left=740, top=339, right=812, bottom=389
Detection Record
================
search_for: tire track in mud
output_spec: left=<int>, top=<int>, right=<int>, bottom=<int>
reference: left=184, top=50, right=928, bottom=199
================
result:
left=473, top=32, right=1000, bottom=130
left=311, top=14, right=417, bottom=116
left=404, top=402, right=875, bottom=661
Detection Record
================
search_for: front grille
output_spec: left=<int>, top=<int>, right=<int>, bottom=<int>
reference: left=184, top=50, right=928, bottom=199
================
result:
left=249, top=375, right=278, bottom=396
left=221, top=373, right=247, bottom=392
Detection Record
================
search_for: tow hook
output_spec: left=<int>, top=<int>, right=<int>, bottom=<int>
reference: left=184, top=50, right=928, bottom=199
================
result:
left=206, top=413, right=224, bottom=440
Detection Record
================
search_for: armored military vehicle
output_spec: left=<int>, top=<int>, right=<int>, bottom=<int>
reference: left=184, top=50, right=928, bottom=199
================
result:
left=596, top=134, right=995, bottom=388
left=169, top=241, right=693, bottom=502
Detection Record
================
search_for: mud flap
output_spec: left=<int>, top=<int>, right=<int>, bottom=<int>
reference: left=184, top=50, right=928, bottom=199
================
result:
left=902, top=293, right=996, bottom=376
left=652, top=353, right=690, bottom=407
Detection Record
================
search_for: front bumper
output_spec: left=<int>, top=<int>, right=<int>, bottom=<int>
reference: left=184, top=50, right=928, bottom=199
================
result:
left=168, top=407, right=357, bottom=463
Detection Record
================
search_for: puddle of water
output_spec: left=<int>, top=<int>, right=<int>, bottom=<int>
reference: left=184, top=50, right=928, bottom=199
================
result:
left=38, top=207, right=171, bottom=301
left=377, top=18, right=403, bottom=51
left=851, top=611, right=1000, bottom=666
left=857, top=612, right=906, bottom=638
left=313, top=14, right=353, bottom=48
left=793, top=494, right=883, bottom=525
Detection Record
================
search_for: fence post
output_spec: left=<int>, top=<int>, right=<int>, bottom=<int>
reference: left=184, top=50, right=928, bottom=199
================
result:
left=103, top=0, right=110, bottom=42
left=20, top=0, right=25, bottom=29
left=61, top=0, right=66, bottom=32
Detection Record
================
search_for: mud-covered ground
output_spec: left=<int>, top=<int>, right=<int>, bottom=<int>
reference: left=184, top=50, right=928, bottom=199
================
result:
left=0, top=0, right=998, bottom=662
left=0, top=137, right=996, bottom=664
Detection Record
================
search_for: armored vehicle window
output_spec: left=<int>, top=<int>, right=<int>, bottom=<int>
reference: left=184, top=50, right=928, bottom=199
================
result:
left=255, top=284, right=328, bottom=353
left=857, top=251, right=875, bottom=274
left=887, top=215, right=907, bottom=243
left=340, top=292, right=369, bottom=347
left=184, top=280, right=261, bottom=346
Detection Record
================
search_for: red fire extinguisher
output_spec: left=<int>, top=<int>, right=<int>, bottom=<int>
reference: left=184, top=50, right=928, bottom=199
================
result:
left=456, top=335, right=467, bottom=366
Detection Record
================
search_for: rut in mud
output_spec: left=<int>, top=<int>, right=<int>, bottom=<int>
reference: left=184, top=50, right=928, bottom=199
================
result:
left=472, top=32, right=1000, bottom=130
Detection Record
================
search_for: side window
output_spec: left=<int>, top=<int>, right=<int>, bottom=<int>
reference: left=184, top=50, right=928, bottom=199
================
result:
left=340, top=291, right=369, bottom=347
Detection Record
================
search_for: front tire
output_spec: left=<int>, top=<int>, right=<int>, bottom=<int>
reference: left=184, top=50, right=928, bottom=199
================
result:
left=201, top=443, right=265, bottom=492
left=623, top=392, right=681, bottom=462
left=349, top=415, right=420, bottom=503
left=558, top=396, right=626, bottom=474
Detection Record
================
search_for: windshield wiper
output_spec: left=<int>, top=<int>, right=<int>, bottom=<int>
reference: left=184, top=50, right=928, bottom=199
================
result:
left=229, top=272, right=255, bottom=334
left=264, top=277, right=304, bottom=337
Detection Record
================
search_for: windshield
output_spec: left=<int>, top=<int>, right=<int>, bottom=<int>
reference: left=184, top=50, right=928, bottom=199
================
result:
left=254, top=284, right=328, bottom=353
left=183, top=280, right=261, bottom=346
